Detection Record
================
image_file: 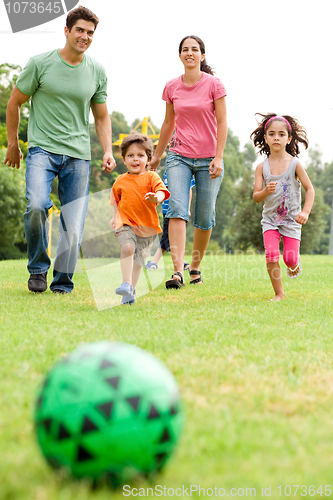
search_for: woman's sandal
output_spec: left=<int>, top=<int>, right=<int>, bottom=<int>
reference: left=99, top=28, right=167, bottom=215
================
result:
left=286, top=261, right=302, bottom=279
left=165, top=271, right=185, bottom=289
left=189, top=270, right=203, bottom=285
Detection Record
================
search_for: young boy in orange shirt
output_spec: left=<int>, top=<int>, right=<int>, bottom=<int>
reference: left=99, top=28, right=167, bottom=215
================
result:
left=110, top=133, right=170, bottom=305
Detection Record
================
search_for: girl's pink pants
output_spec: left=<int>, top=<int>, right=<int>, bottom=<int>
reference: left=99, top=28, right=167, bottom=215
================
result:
left=263, top=230, right=300, bottom=267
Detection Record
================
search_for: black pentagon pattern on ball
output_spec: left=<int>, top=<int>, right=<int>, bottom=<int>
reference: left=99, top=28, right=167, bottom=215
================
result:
left=97, top=401, right=114, bottom=419
left=57, top=423, right=71, bottom=441
left=42, top=375, right=51, bottom=388
left=147, top=404, right=160, bottom=419
left=104, top=376, right=120, bottom=390
left=159, top=427, right=171, bottom=443
left=99, top=358, right=116, bottom=370
left=170, top=401, right=179, bottom=415
left=125, top=396, right=141, bottom=412
left=42, top=418, right=52, bottom=433
left=155, top=452, right=167, bottom=464
left=77, top=445, right=95, bottom=463
left=154, top=452, right=168, bottom=471
left=81, top=416, right=99, bottom=434
left=105, top=471, right=122, bottom=488
left=36, top=395, right=45, bottom=409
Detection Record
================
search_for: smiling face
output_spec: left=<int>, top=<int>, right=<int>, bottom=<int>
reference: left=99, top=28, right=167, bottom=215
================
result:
left=64, top=19, right=95, bottom=55
left=123, top=143, right=148, bottom=175
left=179, top=37, right=205, bottom=70
left=264, top=120, right=291, bottom=152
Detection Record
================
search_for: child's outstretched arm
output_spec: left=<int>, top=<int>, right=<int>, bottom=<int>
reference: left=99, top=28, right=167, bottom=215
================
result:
left=253, top=163, right=278, bottom=203
left=144, top=191, right=166, bottom=204
left=295, top=161, right=315, bottom=225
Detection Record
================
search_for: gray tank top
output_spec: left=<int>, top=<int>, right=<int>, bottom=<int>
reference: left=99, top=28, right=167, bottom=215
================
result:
left=261, top=156, right=302, bottom=240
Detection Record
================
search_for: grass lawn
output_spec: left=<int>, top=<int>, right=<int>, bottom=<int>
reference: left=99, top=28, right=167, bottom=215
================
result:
left=0, top=254, right=333, bottom=500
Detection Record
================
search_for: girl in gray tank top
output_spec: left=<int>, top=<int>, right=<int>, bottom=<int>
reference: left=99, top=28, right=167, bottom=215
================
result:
left=251, top=114, right=315, bottom=301
left=262, top=156, right=301, bottom=239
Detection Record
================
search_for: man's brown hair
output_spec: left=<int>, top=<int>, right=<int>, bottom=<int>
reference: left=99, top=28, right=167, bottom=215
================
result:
left=66, top=5, right=99, bottom=32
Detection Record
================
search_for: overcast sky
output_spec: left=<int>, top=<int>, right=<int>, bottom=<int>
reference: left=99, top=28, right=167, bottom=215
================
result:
left=1, top=0, right=332, bottom=166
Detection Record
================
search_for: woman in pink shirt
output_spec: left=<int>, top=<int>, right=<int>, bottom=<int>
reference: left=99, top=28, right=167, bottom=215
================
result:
left=150, top=35, right=227, bottom=289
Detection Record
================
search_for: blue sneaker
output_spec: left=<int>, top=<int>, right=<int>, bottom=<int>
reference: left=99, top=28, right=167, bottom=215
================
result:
left=121, top=290, right=136, bottom=305
left=115, top=282, right=133, bottom=296
left=144, top=260, right=158, bottom=270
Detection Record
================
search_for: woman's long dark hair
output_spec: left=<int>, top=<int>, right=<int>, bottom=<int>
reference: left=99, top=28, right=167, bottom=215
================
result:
left=250, top=113, right=309, bottom=157
left=179, top=35, right=215, bottom=75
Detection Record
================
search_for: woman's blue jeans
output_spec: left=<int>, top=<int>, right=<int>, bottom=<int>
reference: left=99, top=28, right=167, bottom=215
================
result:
left=24, top=147, right=90, bottom=293
left=165, top=152, right=224, bottom=230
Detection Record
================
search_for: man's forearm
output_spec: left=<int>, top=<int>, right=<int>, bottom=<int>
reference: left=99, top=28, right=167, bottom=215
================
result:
left=6, top=99, right=21, bottom=146
left=95, top=115, right=112, bottom=154
left=4, top=97, right=23, bottom=168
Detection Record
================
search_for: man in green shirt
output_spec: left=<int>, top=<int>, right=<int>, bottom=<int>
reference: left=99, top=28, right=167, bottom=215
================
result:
left=4, top=6, right=116, bottom=294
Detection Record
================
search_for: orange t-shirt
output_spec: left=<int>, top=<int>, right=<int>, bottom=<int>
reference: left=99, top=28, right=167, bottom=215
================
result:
left=110, top=171, right=170, bottom=237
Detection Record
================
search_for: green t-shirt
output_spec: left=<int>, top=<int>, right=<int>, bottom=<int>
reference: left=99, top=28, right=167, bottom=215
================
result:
left=16, top=49, right=107, bottom=160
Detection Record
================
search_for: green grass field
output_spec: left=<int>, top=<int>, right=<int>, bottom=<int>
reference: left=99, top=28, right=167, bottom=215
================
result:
left=1, top=254, right=333, bottom=500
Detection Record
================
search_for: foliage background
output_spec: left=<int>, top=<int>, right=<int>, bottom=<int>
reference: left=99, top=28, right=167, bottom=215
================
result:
left=0, top=63, right=332, bottom=260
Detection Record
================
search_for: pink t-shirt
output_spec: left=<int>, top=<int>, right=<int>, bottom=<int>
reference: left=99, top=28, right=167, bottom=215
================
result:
left=162, top=72, right=227, bottom=158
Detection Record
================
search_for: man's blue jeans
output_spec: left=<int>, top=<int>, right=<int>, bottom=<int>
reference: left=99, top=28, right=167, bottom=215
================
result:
left=24, top=147, right=90, bottom=293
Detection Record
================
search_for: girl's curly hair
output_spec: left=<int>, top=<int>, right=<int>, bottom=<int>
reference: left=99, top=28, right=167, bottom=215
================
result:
left=250, top=113, right=309, bottom=157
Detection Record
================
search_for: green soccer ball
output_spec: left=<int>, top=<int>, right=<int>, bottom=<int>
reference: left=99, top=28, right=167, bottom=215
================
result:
left=34, top=341, right=184, bottom=485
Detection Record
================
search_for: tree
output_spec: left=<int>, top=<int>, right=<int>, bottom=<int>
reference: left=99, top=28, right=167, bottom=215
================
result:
left=244, top=141, right=257, bottom=169
left=0, top=124, right=7, bottom=147
left=305, top=146, right=332, bottom=254
left=300, top=187, right=328, bottom=254
left=111, top=111, right=132, bottom=142
left=211, top=133, right=256, bottom=250
left=231, top=168, right=264, bottom=252
left=0, top=149, right=26, bottom=259
left=232, top=149, right=330, bottom=255
left=89, top=111, right=131, bottom=193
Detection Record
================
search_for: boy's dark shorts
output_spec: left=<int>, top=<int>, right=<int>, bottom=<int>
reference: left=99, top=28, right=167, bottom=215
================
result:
left=159, top=214, right=189, bottom=252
